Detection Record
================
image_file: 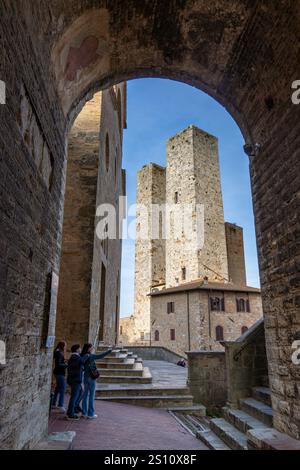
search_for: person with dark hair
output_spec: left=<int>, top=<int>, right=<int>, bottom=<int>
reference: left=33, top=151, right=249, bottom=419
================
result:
left=81, top=343, right=112, bottom=419
left=52, top=341, right=68, bottom=412
left=177, top=358, right=186, bottom=368
left=66, top=344, right=89, bottom=420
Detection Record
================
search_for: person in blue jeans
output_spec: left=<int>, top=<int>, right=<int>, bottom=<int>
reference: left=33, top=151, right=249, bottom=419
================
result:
left=52, top=341, right=68, bottom=412
left=81, top=343, right=112, bottom=419
left=66, top=344, right=90, bottom=420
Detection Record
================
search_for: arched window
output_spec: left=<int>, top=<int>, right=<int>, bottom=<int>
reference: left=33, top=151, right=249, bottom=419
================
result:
left=170, top=329, right=176, bottom=341
left=236, top=298, right=246, bottom=312
left=216, top=325, right=224, bottom=341
left=154, top=330, right=159, bottom=341
left=105, top=133, right=110, bottom=171
left=241, top=326, right=248, bottom=335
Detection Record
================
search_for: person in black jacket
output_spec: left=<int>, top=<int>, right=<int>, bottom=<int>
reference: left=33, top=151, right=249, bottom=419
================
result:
left=66, top=344, right=89, bottom=420
left=52, top=341, right=68, bottom=412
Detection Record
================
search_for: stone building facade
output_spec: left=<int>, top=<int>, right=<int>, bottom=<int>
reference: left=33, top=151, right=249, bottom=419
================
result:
left=150, top=282, right=262, bottom=357
left=120, top=125, right=263, bottom=354
left=56, top=84, right=127, bottom=350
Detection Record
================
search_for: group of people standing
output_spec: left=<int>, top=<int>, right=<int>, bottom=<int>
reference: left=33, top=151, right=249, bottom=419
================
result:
left=52, top=341, right=112, bottom=420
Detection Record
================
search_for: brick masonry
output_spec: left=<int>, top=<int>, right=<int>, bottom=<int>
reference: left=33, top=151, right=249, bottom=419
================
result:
left=0, top=0, right=300, bottom=447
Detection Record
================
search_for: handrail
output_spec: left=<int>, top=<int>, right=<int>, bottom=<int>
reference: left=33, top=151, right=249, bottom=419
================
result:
left=233, top=327, right=262, bottom=362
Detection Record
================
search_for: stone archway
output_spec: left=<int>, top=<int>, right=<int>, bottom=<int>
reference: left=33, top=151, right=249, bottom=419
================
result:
left=1, top=0, right=300, bottom=448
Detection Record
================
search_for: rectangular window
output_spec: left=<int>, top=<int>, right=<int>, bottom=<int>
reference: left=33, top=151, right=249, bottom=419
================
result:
left=210, top=296, right=225, bottom=312
left=170, top=329, right=176, bottom=341
left=174, top=191, right=178, bottom=203
left=140, top=331, right=145, bottom=340
left=167, top=301, right=175, bottom=314
left=182, top=267, right=186, bottom=280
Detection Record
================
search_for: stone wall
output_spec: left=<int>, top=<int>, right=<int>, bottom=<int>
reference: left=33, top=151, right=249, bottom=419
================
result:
left=223, top=319, right=268, bottom=408
left=187, top=351, right=227, bottom=409
left=120, top=345, right=183, bottom=364
left=225, top=223, right=247, bottom=286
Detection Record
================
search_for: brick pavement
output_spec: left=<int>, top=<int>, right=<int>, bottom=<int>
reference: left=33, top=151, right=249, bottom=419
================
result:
left=49, top=399, right=208, bottom=450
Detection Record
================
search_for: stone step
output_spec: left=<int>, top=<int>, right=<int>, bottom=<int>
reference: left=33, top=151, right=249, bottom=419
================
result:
left=98, top=343, right=113, bottom=350
left=34, top=432, right=76, bottom=450
left=223, top=407, right=270, bottom=434
left=210, top=418, right=248, bottom=450
left=247, top=427, right=300, bottom=450
left=240, top=398, right=273, bottom=427
left=252, top=386, right=272, bottom=407
left=99, top=363, right=144, bottom=377
left=100, top=354, right=128, bottom=363
left=96, top=386, right=191, bottom=398
left=98, top=367, right=152, bottom=384
left=196, top=429, right=231, bottom=451
left=104, top=349, right=129, bottom=356
left=96, top=394, right=194, bottom=408
left=97, top=358, right=136, bottom=369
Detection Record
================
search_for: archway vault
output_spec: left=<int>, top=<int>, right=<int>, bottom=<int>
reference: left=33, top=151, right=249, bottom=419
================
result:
left=1, top=0, right=300, bottom=448
left=48, top=1, right=280, bottom=142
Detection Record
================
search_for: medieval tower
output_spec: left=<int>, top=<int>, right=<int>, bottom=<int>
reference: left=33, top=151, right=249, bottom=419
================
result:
left=165, top=125, right=229, bottom=287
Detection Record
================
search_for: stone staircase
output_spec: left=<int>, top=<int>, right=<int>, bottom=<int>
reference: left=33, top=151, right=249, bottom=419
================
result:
left=196, top=386, right=274, bottom=450
left=95, top=346, right=205, bottom=414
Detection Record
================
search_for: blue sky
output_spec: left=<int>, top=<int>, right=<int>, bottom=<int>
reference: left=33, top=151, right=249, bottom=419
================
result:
left=120, top=78, right=260, bottom=318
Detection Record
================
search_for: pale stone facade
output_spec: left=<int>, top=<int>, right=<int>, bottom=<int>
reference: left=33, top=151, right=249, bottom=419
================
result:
left=150, top=283, right=262, bottom=357
left=120, top=125, right=263, bottom=355
left=56, top=84, right=127, bottom=350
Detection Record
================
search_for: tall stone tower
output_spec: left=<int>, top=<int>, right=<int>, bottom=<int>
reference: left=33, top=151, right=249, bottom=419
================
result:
left=165, top=125, right=229, bottom=286
left=132, top=163, right=166, bottom=342
left=225, top=222, right=247, bottom=285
